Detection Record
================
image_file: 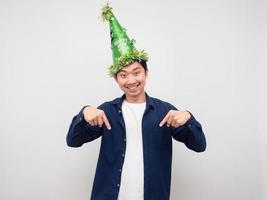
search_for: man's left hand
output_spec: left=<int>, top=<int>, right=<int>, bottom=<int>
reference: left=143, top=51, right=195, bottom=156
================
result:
left=159, top=110, right=191, bottom=128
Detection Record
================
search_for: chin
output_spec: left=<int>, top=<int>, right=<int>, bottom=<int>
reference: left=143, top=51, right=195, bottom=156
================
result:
left=126, top=89, right=144, bottom=98
left=125, top=91, right=138, bottom=97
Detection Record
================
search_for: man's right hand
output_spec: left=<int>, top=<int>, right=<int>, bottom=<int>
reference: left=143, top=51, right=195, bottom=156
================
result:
left=83, top=106, right=111, bottom=130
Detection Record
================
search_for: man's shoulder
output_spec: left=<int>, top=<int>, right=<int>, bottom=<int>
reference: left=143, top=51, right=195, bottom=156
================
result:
left=149, top=96, right=167, bottom=104
left=148, top=95, right=177, bottom=110
left=97, top=96, right=121, bottom=108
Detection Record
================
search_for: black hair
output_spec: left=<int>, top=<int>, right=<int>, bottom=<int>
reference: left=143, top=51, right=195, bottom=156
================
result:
left=137, top=59, right=148, bottom=72
left=114, top=59, right=148, bottom=78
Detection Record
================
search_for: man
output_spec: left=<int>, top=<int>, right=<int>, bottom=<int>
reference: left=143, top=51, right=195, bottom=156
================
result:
left=66, top=4, right=206, bottom=200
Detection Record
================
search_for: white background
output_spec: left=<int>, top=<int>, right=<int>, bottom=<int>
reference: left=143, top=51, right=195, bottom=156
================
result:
left=0, top=0, right=266, bottom=199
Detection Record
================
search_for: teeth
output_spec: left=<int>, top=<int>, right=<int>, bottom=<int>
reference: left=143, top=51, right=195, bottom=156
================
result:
left=127, top=85, right=138, bottom=89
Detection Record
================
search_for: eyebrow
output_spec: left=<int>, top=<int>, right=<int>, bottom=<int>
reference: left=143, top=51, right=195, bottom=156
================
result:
left=119, top=67, right=141, bottom=73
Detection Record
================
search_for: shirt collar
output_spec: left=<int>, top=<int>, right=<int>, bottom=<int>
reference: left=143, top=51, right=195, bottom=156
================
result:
left=111, top=92, right=155, bottom=111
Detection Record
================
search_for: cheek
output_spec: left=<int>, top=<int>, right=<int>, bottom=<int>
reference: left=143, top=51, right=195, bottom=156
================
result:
left=117, top=80, right=126, bottom=87
left=138, top=76, right=146, bottom=84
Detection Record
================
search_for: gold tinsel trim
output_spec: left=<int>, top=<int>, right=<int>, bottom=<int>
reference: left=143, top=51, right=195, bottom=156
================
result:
left=100, top=2, right=113, bottom=22
left=108, top=49, right=148, bottom=77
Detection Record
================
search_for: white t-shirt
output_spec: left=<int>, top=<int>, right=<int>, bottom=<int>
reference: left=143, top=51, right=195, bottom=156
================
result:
left=118, top=100, right=146, bottom=200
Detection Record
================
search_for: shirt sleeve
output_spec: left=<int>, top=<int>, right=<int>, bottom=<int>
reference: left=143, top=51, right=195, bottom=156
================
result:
left=66, top=105, right=104, bottom=147
left=171, top=112, right=207, bottom=152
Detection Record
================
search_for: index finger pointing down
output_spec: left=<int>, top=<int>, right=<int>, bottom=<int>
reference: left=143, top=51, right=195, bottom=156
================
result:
left=102, top=114, right=111, bottom=130
left=159, top=112, right=170, bottom=127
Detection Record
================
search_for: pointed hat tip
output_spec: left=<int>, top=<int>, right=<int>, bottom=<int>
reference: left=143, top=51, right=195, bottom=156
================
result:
left=100, top=2, right=114, bottom=22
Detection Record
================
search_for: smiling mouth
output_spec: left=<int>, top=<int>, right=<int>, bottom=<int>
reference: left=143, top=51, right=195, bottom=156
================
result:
left=126, top=84, right=140, bottom=90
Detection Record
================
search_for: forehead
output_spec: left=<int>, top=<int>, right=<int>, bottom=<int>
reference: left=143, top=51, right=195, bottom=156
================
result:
left=119, top=62, right=143, bottom=73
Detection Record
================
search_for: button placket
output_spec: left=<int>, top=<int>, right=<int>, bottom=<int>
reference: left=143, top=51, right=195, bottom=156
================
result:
left=116, top=107, right=126, bottom=196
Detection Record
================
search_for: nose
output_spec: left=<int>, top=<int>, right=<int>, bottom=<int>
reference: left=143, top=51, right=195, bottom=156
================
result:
left=126, top=75, right=136, bottom=84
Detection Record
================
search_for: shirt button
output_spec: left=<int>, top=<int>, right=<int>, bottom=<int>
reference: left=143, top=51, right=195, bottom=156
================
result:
left=122, top=154, right=125, bottom=157
left=118, top=169, right=122, bottom=173
left=187, top=124, right=192, bottom=128
left=117, top=183, right=120, bottom=187
left=123, top=138, right=126, bottom=142
left=79, top=117, right=82, bottom=121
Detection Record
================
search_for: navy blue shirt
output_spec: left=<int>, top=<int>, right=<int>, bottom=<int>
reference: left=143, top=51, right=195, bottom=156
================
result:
left=66, top=94, right=206, bottom=200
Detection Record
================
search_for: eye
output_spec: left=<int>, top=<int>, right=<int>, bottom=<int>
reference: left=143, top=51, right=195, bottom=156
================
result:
left=120, top=73, right=126, bottom=78
left=134, top=71, right=140, bottom=76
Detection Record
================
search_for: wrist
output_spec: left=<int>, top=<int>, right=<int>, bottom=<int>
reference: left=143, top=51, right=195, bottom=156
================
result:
left=82, top=105, right=91, bottom=114
left=185, top=111, right=191, bottom=122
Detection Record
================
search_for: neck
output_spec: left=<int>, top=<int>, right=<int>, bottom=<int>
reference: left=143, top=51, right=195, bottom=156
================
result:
left=125, top=92, right=146, bottom=103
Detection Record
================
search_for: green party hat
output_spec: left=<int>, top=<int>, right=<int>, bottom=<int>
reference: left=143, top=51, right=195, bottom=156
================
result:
left=101, top=3, right=148, bottom=77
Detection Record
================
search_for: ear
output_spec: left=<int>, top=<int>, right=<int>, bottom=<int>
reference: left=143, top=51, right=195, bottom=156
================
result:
left=114, top=76, right=118, bottom=83
left=145, top=69, right=149, bottom=79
